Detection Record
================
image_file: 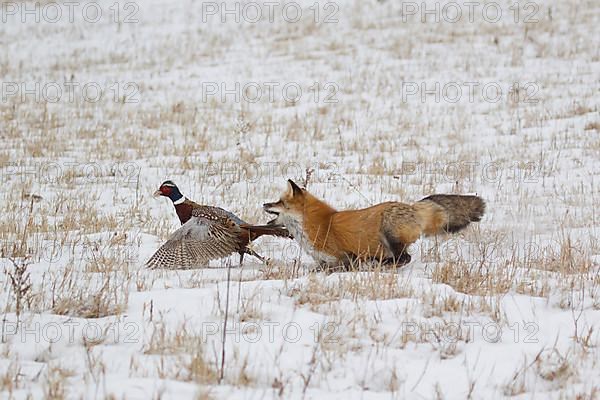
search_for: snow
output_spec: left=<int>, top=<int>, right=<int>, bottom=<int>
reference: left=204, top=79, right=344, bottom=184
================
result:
left=1, top=0, right=599, bottom=398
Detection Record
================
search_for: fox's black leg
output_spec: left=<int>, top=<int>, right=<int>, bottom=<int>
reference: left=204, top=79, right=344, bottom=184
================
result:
left=382, top=235, right=411, bottom=267
left=382, top=253, right=411, bottom=267
left=341, top=253, right=360, bottom=271
left=395, top=251, right=412, bottom=265
left=315, top=261, right=329, bottom=272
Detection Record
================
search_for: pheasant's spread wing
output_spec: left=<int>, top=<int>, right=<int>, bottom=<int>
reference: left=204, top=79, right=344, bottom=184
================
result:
left=146, top=208, right=243, bottom=269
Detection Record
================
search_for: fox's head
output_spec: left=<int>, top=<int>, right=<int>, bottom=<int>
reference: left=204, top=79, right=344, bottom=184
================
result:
left=263, top=180, right=306, bottom=222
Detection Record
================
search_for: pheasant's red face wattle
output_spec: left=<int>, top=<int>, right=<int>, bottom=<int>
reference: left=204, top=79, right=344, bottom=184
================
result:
left=153, top=185, right=173, bottom=198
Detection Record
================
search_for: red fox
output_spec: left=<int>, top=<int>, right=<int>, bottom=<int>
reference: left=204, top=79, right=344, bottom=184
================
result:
left=263, top=180, right=485, bottom=268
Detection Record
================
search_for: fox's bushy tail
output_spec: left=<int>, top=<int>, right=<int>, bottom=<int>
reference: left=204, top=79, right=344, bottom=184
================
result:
left=417, top=194, right=486, bottom=234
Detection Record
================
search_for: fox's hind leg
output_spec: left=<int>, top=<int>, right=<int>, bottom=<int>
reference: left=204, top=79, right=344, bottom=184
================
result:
left=381, top=232, right=411, bottom=267
left=383, top=249, right=411, bottom=266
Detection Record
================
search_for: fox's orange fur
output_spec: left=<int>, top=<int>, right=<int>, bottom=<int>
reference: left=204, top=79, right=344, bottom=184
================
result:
left=263, top=180, right=485, bottom=268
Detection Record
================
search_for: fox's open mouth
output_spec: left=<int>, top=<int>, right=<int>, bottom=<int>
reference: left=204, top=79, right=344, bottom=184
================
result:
left=263, top=203, right=280, bottom=216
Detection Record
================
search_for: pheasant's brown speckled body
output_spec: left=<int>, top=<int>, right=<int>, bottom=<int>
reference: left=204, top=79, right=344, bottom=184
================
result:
left=147, top=181, right=289, bottom=269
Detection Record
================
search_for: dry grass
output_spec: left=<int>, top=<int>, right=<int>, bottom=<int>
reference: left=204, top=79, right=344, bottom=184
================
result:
left=144, top=321, right=218, bottom=385
left=0, top=0, right=598, bottom=397
left=50, top=269, right=129, bottom=318
left=432, top=259, right=514, bottom=296
left=504, top=346, right=582, bottom=396
left=288, top=271, right=414, bottom=310
left=0, top=361, right=22, bottom=394
left=43, top=366, right=76, bottom=400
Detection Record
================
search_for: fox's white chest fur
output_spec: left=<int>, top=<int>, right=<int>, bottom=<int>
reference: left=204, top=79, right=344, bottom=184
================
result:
left=278, top=214, right=338, bottom=266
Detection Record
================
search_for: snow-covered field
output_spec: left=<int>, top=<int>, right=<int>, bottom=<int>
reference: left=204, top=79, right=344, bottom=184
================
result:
left=1, top=0, right=599, bottom=398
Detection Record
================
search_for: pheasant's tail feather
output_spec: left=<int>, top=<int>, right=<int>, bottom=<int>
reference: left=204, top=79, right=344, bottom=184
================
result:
left=417, top=194, right=486, bottom=234
left=240, top=223, right=291, bottom=241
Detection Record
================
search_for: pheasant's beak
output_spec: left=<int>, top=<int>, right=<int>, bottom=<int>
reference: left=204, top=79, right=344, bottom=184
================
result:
left=153, top=190, right=162, bottom=198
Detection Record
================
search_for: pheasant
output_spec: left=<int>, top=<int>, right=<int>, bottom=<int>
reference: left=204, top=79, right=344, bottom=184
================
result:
left=146, top=181, right=290, bottom=269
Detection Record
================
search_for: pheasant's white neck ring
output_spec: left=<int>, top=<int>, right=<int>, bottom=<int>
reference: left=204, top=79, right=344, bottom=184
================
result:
left=173, top=196, right=185, bottom=205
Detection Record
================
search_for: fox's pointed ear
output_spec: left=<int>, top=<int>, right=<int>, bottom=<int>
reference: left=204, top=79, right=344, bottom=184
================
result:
left=287, top=179, right=303, bottom=197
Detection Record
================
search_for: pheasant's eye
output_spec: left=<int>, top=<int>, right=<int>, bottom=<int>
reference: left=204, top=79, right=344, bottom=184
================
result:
left=161, top=186, right=172, bottom=195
